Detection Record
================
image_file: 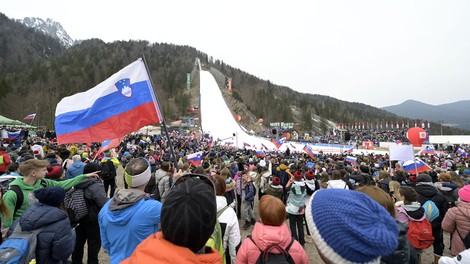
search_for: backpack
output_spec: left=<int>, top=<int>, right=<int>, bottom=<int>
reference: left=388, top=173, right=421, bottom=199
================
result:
left=248, top=235, right=295, bottom=264
left=0, top=155, right=4, bottom=166
left=0, top=225, right=43, bottom=264
left=422, top=198, right=439, bottom=222
left=10, top=180, right=48, bottom=216
left=100, top=160, right=116, bottom=181
left=64, top=187, right=88, bottom=223
left=407, top=218, right=435, bottom=249
left=456, top=228, right=470, bottom=249
left=206, top=206, right=229, bottom=264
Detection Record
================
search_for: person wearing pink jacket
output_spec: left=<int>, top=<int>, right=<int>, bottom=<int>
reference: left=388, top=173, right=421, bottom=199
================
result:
left=235, top=195, right=309, bottom=264
left=442, top=185, right=470, bottom=256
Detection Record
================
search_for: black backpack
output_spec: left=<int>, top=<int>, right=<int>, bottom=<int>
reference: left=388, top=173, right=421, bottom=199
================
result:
left=248, top=235, right=295, bottom=264
left=100, top=160, right=116, bottom=181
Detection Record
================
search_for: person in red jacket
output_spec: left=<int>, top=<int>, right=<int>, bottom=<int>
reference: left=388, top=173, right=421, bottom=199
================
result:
left=0, top=147, right=12, bottom=174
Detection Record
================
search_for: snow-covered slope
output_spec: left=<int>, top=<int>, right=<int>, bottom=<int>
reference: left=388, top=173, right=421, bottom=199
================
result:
left=19, top=17, right=74, bottom=47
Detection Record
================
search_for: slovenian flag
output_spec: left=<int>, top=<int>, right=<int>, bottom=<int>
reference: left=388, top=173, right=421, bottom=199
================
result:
left=187, top=151, right=203, bottom=167
left=403, top=158, right=432, bottom=175
left=23, top=113, right=36, bottom=120
left=243, top=142, right=251, bottom=148
left=303, top=145, right=315, bottom=160
left=345, top=156, right=358, bottom=164
left=255, top=150, right=266, bottom=158
left=54, top=58, right=163, bottom=144
left=418, top=147, right=435, bottom=155
left=457, top=148, right=468, bottom=157
left=271, top=139, right=282, bottom=149
left=1, top=129, right=21, bottom=140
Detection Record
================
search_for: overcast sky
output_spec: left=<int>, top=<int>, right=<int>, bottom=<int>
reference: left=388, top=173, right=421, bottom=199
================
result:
left=3, top=0, right=470, bottom=108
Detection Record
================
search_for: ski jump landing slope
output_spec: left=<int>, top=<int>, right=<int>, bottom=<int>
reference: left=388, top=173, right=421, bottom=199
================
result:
left=200, top=70, right=276, bottom=150
left=199, top=70, right=386, bottom=154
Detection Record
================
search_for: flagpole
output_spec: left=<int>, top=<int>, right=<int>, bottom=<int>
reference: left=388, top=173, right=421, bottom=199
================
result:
left=141, top=55, right=179, bottom=181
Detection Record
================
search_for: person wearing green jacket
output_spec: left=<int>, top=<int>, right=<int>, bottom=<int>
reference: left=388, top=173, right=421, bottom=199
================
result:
left=2, top=159, right=100, bottom=232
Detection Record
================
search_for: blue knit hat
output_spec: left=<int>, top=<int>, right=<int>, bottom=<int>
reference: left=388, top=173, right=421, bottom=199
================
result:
left=305, top=189, right=398, bottom=264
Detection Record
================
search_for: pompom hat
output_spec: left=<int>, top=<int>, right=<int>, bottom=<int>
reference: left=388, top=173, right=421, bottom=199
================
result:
left=306, top=189, right=398, bottom=264
left=34, top=187, right=65, bottom=207
left=458, top=185, right=470, bottom=202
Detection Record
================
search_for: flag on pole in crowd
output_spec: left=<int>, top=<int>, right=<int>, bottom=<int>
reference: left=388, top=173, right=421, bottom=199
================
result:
left=457, top=148, right=468, bottom=157
left=187, top=151, right=203, bottom=167
left=303, top=145, right=315, bottom=160
left=255, top=150, right=266, bottom=158
left=289, top=143, right=297, bottom=149
left=97, top=138, right=122, bottom=155
left=402, top=158, right=432, bottom=175
left=54, top=58, right=163, bottom=144
left=243, top=142, right=251, bottom=148
left=23, top=113, right=36, bottom=120
left=345, top=156, right=357, bottom=164
left=271, top=139, right=282, bottom=149
left=261, top=143, right=268, bottom=150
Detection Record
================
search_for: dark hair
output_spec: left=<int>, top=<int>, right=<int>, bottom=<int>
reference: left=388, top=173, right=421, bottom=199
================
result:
left=399, top=186, right=418, bottom=205
left=211, top=175, right=226, bottom=196
left=125, top=158, right=149, bottom=175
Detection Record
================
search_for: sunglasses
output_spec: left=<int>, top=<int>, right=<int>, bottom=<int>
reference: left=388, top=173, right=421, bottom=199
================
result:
left=172, top=173, right=216, bottom=194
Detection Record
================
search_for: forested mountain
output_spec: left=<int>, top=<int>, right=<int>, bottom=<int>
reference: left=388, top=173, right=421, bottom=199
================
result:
left=0, top=12, right=468, bottom=135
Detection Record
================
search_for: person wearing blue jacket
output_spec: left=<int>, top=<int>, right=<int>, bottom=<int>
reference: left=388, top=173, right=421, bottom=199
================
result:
left=98, top=157, right=162, bottom=264
left=19, top=187, right=75, bottom=264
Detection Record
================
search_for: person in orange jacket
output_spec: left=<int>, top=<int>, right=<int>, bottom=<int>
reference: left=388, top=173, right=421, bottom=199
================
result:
left=122, top=175, right=222, bottom=264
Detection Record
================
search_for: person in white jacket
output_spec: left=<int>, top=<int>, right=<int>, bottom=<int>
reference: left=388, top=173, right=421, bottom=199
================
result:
left=327, top=170, right=349, bottom=189
left=212, top=175, right=241, bottom=264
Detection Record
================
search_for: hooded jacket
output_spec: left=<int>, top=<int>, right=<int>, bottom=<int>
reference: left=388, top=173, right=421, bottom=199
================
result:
left=326, top=179, right=349, bottom=189
left=442, top=200, right=470, bottom=255
left=75, top=178, right=109, bottom=223
left=216, top=196, right=240, bottom=264
left=65, top=161, right=86, bottom=179
left=414, top=183, right=449, bottom=225
left=259, top=171, right=271, bottom=194
left=121, top=232, right=222, bottom=264
left=286, top=180, right=306, bottom=215
left=3, top=175, right=88, bottom=229
left=236, top=223, right=309, bottom=264
left=275, top=164, right=289, bottom=187
left=396, top=202, right=426, bottom=224
left=19, top=203, right=75, bottom=264
left=98, top=189, right=162, bottom=264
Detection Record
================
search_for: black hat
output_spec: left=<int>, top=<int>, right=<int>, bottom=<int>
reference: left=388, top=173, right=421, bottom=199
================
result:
left=417, top=174, right=432, bottom=183
left=360, top=165, right=370, bottom=174
left=34, top=187, right=65, bottom=207
left=161, top=177, right=216, bottom=253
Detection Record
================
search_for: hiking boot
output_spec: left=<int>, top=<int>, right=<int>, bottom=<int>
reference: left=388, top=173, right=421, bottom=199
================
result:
left=250, top=219, right=256, bottom=225
left=242, top=222, right=251, bottom=230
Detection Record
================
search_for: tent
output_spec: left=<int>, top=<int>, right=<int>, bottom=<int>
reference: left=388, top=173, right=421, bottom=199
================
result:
left=0, top=115, right=35, bottom=128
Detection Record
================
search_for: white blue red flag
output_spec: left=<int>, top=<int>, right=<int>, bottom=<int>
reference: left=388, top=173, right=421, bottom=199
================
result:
left=403, top=158, right=431, bottom=175
left=303, top=145, right=315, bottom=160
left=271, top=139, right=282, bottom=149
left=255, top=150, right=265, bottom=158
left=54, top=58, right=163, bottom=144
left=457, top=148, right=468, bottom=157
left=23, top=113, right=36, bottom=120
left=98, top=138, right=122, bottom=154
left=345, top=156, right=358, bottom=164
left=187, top=151, right=203, bottom=167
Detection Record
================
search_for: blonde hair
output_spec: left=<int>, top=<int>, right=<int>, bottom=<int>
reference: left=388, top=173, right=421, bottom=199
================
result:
left=389, top=180, right=401, bottom=201
left=259, top=195, right=286, bottom=226
left=0, top=188, right=10, bottom=218
left=19, top=159, right=49, bottom=177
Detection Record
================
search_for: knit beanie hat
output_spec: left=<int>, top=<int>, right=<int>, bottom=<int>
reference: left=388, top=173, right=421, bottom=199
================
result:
left=305, top=170, right=315, bottom=180
left=458, top=185, right=470, bottom=202
left=46, top=166, right=63, bottom=179
left=34, top=187, right=65, bottom=207
left=417, top=174, right=432, bottom=183
left=294, top=171, right=303, bottom=180
left=161, top=177, right=216, bottom=253
left=272, top=177, right=281, bottom=186
left=306, top=189, right=398, bottom=263
left=360, top=165, right=370, bottom=174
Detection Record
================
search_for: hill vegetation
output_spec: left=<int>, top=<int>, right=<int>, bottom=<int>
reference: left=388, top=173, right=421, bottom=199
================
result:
left=0, top=12, right=468, bottom=136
